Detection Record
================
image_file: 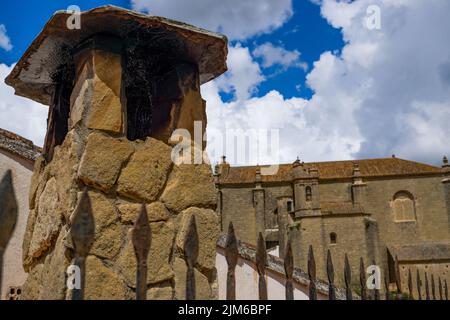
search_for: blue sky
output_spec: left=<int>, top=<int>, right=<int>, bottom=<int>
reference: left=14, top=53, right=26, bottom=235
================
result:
left=1, top=0, right=449, bottom=166
left=0, top=0, right=343, bottom=101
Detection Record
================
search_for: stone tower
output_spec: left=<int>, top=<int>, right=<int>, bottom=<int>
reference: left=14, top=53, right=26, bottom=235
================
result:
left=5, top=6, right=227, bottom=299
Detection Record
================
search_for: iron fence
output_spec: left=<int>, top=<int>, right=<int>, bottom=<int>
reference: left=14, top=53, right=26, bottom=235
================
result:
left=0, top=170, right=449, bottom=300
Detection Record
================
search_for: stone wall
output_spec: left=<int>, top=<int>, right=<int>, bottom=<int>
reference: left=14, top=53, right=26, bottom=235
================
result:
left=20, top=47, right=219, bottom=300
left=219, top=173, right=450, bottom=292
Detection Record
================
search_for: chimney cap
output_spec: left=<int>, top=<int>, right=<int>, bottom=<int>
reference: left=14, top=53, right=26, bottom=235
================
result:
left=5, top=5, right=228, bottom=105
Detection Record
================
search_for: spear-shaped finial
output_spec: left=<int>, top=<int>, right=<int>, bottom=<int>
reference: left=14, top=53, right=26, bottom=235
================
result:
left=308, top=245, right=317, bottom=300
left=132, top=204, right=151, bottom=300
left=70, top=189, right=95, bottom=300
left=416, top=270, right=422, bottom=300
left=256, top=232, right=267, bottom=300
left=184, top=214, right=199, bottom=300
left=359, top=257, right=367, bottom=300
left=344, top=254, right=352, bottom=300
left=326, top=250, right=335, bottom=300
left=284, top=240, right=294, bottom=300
left=225, top=222, right=238, bottom=300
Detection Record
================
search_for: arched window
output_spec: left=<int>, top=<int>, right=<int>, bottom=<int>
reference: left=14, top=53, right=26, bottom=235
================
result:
left=305, top=186, right=312, bottom=202
left=393, top=191, right=416, bottom=222
left=330, top=232, right=337, bottom=244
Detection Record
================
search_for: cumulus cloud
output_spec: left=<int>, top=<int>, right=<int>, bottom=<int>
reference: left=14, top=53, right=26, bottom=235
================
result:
left=2, top=0, right=449, bottom=167
left=214, top=44, right=265, bottom=101
left=0, top=24, right=12, bottom=51
left=253, top=42, right=308, bottom=71
left=0, top=64, right=47, bottom=146
left=203, top=43, right=360, bottom=165
left=130, top=0, right=293, bottom=40
left=313, top=0, right=450, bottom=164
left=205, top=0, right=450, bottom=165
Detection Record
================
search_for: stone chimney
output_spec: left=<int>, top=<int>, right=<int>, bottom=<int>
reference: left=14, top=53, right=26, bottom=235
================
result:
left=5, top=6, right=227, bottom=300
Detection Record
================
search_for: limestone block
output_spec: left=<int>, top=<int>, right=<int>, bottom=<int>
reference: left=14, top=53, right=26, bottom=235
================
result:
left=22, top=209, right=37, bottom=270
left=78, top=132, right=134, bottom=191
left=173, top=257, right=212, bottom=300
left=70, top=50, right=124, bottom=134
left=174, top=89, right=207, bottom=143
left=118, top=201, right=170, bottom=225
left=117, top=138, right=173, bottom=202
left=28, top=155, right=46, bottom=210
left=84, top=255, right=131, bottom=300
left=117, top=221, right=175, bottom=287
left=49, top=129, right=83, bottom=220
left=84, top=190, right=123, bottom=260
left=70, top=78, right=92, bottom=128
left=20, top=263, right=44, bottom=300
left=27, top=177, right=62, bottom=262
left=161, top=163, right=217, bottom=213
left=147, top=282, right=174, bottom=300
left=152, top=89, right=207, bottom=144
left=38, top=231, right=70, bottom=299
left=85, top=74, right=124, bottom=133
left=176, top=207, right=220, bottom=271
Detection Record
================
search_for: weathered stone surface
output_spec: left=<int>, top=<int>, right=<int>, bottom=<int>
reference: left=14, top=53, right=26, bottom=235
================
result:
left=70, top=50, right=124, bottom=134
left=84, top=255, right=131, bottom=300
left=161, top=164, right=217, bottom=213
left=173, top=257, right=212, bottom=300
left=38, top=230, right=70, bottom=299
left=22, top=209, right=37, bottom=270
left=27, top=177, right=62, bottom=262
left=70, top=76, right=91, bottom=129
left=48, top=129, right=83, bottom=220
left=85, top=76, right=123, bottom=133
left=117, top=138, right=172, bottom=202
left=78, top=132, right=134, bottom=191
left=20, top=263, right=44, bottom=300
left=28, top=155, right=46, bottom=210
left=147, top=282, right=174, bottom=300
left=175, top=90, right=207, bottom=143
left=176, top=207, right=220, bottom=270
left=117, top=221, right=175, bottom=287
left=118, top=201, right=170, bottom=224
left=85, top=190, right=123, bottom=260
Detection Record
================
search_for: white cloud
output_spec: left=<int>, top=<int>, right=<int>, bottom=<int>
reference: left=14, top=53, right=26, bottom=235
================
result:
left=253, top=42, right=308, bottom=71
left=311, top=0, right=450, bottom=164
left=204, top=0, right=450, bottom=166
left=0, top=64, right=47, bottom=146
left=0, top=24, right=13, bottom=51
left=130, top=0, right=293, bottom=40
left=2, top=0, right=449, bottom=168
left=214, top=44, right=265, bottom=101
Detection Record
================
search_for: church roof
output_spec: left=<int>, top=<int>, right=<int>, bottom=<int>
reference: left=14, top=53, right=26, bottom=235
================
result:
left=218, top=158, right=443, bottom=184
left=0, top=128, right=42, bottom=162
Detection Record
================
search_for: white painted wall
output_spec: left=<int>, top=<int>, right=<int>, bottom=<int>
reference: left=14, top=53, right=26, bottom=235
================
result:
left=216, top=247, right=311, bottom=300
left=0, top=150, right=33, bottom=299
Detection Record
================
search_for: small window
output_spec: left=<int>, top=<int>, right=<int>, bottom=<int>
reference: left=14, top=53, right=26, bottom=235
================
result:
left=305, top=186, right=312, bottom=202
left=393, top=191, right=416, bottom=222
left=330, top=232, right=337, bottom=244
left=287, top=200, right=293, bottom=212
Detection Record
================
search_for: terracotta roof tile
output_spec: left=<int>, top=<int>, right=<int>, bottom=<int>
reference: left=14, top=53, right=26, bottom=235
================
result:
left=0, top=128, right=42, bottom=161
left=219, top=158, right=442, bottom=184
